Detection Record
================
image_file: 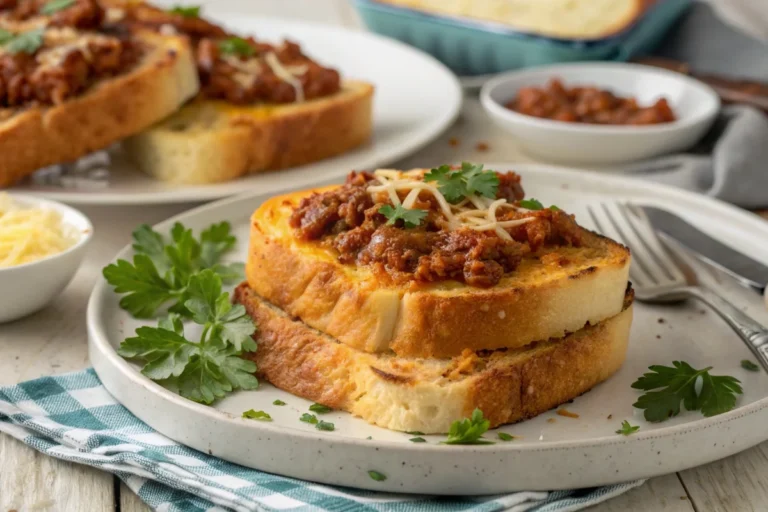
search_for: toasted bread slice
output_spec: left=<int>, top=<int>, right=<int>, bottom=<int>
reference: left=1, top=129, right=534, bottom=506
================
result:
left=0, top=31, right=199, bottom=188
left=245, top=184, right=631, bottom=358
left=122, top=81, right=374, bottom=184
left=235, top=284, right=633, bottom=433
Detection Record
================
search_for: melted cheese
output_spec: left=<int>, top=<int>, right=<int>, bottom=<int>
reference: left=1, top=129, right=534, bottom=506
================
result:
left=36, top=29, right=114, bottom=70
left=265, top=51, right=304, bottom=102
left=0, top=193, right=77, bottom=268
left=367, top=169, right=533, bottom=240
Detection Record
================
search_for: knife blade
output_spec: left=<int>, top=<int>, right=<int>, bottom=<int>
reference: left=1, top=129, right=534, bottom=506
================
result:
left=640, top=206, right=768, bottom=293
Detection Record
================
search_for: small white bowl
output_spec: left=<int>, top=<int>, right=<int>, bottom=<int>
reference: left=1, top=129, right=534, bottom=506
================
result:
left=0, top=195, right=92, bottom=323
left=480, top=62, right=720, bottom=164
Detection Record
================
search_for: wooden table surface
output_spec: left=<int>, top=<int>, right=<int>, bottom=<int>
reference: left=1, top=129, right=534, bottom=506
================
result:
left=2, top=1, right=768, bottom=511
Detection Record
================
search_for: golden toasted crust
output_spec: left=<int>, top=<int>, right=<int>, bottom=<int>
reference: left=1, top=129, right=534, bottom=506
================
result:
left=0, top=31, right=199, bottom=187
left=235, top=284, right=633, bottom=433
left=245, top=186, right=631, bottom=358
left=123, top=81, right=374, bottom=184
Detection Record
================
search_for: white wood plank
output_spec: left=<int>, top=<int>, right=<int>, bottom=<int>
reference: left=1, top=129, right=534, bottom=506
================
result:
left=679, top=440, right=768, bottom=512
left=588, top=475, right=694, bottom=512
left=120, top=482, right=152, bottom=512
left=0, top=434, right=114, bottom=511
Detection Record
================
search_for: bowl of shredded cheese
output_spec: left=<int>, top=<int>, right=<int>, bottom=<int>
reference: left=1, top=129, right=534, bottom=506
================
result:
left=0, top=193, right=92, bottom=323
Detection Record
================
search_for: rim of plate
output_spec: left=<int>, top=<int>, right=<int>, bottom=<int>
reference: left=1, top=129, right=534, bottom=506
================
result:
left=19, top=16, right=462, bottom=206
left=0, top=193, right=93, bottom=272
left=481, top=62, right=721, bottom=135
left=87, top=162, right=768, bottom=452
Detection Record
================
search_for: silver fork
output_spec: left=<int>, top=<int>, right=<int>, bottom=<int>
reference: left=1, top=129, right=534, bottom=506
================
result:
left=587, top=201, right=768, bottom=371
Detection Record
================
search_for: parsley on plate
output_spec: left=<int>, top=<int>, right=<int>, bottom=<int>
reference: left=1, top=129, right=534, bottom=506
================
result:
left=273, top=399, right=286, bottom=406
left=368, top=470, right=386, bottom=481
left=442, top=408, right=493, bottom=445
left=409, top=437, right=426, bottom=443
left=300, top=413, right=318, bottom=424
left=243, top=410, right=272, bottom=421
left=103, top=222, right=242, bottom=318
left=424, top=162, right=499, bottom=203
left=316, top=420, right=335, bottom=431
left=117, top=270, right=258, bottom=405
left=169, top=4, right=201, bottom=17
left=497, top=432, right=515, bottom=441
left=218, top=37, right=255, bottom=57
left=379, top=204, right=427, bottom=229
left=615, top=420, right=640, bottom=436
left=309, top=403, right=332, bottom=413
left=741, top=360, right=760, bottom=372
left=631, top=361, right=742, bottom=422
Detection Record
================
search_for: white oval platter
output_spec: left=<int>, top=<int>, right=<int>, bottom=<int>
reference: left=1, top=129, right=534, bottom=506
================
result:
left=88, top=163, right=768, bottom=494
left=10, top=16, right=461, bottom=205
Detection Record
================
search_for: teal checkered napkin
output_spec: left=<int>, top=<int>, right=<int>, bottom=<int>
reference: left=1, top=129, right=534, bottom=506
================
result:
left=0, top=370, right=644, bottom=512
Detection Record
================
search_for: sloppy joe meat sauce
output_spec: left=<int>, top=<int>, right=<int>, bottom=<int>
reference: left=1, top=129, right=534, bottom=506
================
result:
left=289, top=172, right=586, bottom=288
left=0, top=0, right=140, bottom=107
left=111, top=2, right=341, bottom=104
left=508, top=78, right=676, bottom=125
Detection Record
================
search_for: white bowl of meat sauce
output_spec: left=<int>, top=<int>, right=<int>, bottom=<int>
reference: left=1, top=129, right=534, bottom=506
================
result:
left=480, top=62, right=720, bottom=164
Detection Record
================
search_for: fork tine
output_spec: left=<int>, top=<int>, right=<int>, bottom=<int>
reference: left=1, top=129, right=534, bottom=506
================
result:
left=586, top=204, right=650, bottom=287
left=617, top=202, right=687, bottom=283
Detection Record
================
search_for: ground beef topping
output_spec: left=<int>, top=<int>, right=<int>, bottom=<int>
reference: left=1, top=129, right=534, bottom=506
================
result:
left=289, top=169, right=586, bottom=287
left=106, top=2, right=341, bottom=104
left=0, top=1, right=140, bottom=107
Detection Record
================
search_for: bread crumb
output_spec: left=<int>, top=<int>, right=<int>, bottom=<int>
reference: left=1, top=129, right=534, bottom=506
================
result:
left=657, top=318, right=665, bottom=324
left=556, top=408, right=579, bottom=419
left=680, top=496, right=688, bottom=500
left=656, top=335, right=661, bottom=339
left=607, top=414, right=613, bottom=420
left=475, top=142, right=489, bottom=151
left=498, top=310, right=506, bottom=319
left=526, top=385, right=535, bottom=395
left=547, top=418, right=556, bottom=423
left=448, top=137, right=459, bottom=147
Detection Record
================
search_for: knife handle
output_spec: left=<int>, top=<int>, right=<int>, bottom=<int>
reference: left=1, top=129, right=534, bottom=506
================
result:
left=688, top=286, right=768, bottom=371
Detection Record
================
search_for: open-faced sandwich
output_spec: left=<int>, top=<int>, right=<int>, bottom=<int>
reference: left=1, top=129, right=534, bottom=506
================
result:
left=234, top=163, right=633, bottom=433
left=0, top=0, right=199, bottom=187
left=107, top=1, right=375, bottom=184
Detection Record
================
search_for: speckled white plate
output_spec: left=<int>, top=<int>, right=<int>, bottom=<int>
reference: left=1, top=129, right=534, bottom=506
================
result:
left=88, top=163, right=768, bottom=494
left=8, top=16, right=461, bottom=205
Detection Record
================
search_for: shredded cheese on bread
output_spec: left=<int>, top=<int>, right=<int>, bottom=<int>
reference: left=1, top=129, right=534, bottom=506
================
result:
left=0, top=194, right=77, bottom=268
left=367, top=169, right=533, bottom=240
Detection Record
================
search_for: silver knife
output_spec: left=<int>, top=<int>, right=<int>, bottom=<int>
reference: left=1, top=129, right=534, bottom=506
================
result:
left=640, top=206, right=768, bottom=294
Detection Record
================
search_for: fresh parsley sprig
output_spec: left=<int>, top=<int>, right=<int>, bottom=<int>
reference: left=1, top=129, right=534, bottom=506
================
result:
left=424, top=162, right=500, bottom=203
left=169, top=4, right=201, bottom=17
left=615, top=420, right=640, bottom=436
left=2, top=28, right=44, bottom=54
left=379, top=204, right=427, bottom=229
left=103, top=222, right=243, bottom=318
left=518, top=198, right=560, bottom=211
left=442, top=408, right=493, bottom=445
left=631, top=361, right=743, bottom=422
left=118, top=270, right=258, bottom=405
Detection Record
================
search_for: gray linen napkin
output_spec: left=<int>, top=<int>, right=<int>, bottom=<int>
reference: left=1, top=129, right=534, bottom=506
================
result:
left=630, top=2, right=768, bottom=209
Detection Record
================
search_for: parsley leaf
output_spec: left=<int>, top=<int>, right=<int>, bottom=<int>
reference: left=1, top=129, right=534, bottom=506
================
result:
left=423, top=162, right=499, bottom=203
left=615, top=420, right=640, bottom=436
left=41, top=0, right=75, bottom=15
left=309, top=403, right=332, bottom=414
left=104, top=222, right=242, bottom=318
left=316, top=420, right=335, bottom=431
left=300, top=413, right=318, bottom=424
left=4, top=29, right=44, bottom=54
left=218, top=37, right=255, bottom=57
left=368, top=470, right=387, bottom=481
left=409, top=437, right=426, bottom=443
left=442, top=408, right=493, bottom=445
left=379, top=204, right=427, bottom=229
left=406, top=431, right=425, bottom=436
left=742, top=360, right=760, bottom=372
left=117, top=270, right=258, bottom=405
left=243, top=409, right=272, bottom=421
left=169, top=4, right=201, bottom=17
left=273, top=399, right=286, bottom=406
left=497, top=432, right=515, bottom=441
left=631, top=361, right=742, bottom=422
left=519, top=198, right=544, bottom=210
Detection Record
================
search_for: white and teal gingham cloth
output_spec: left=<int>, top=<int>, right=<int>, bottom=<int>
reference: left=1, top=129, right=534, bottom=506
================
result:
left=0, top=370, right=644, bottom=512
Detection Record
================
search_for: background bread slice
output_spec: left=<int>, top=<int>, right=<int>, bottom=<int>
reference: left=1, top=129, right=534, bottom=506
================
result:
left=246, top=186, right=631, bottom=358
left=0, top=31, right=199, bottom=188
left=123, top=81, right=374, bottom=184
left=378, top=0, right=647, bottom=39
left=235, top=284, right=633, bottom=433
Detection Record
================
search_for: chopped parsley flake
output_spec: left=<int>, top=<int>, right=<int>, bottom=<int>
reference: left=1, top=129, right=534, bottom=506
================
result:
left=242, top=410, right=271, bottom=421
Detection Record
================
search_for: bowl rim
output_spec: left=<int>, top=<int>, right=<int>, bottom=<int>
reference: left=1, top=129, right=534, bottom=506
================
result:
left=0, top=193, right=93, bottom=272
left=480, top=61, right=721, bottom=135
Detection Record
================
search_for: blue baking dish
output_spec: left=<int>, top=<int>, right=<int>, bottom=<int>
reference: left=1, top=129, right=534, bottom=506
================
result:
left=354, top=0, right=692, bottom=76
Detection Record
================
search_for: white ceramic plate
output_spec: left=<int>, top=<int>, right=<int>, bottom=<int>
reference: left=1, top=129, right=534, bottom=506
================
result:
left=480, top=63, right=720, bottom=164
left=88, top=163, right=768, bottom=494
left=8, top=17, right=461, bottom=205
